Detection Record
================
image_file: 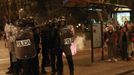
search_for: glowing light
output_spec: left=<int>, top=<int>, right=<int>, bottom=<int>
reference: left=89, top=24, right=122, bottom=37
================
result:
left=18, top=8, right=24, bottom=12
left=78, top=23, right=81, bottom=26
left=76, top=25, right=79, bottom=28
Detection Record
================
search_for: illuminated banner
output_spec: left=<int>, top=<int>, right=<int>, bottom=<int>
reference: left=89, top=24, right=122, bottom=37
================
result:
left=117, top=12, right=130, bottom=26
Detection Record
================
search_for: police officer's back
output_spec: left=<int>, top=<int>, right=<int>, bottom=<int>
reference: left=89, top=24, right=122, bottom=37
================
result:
left=14, top=18, right=39, bottom=75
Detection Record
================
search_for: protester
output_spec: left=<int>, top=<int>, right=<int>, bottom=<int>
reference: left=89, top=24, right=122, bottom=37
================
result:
left=119, top=26, right=129, bottom=61
left=106, top=24, right=118, bottom=62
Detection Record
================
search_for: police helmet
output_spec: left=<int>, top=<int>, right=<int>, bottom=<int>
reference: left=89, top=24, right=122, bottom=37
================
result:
left=58, top=16, right=66, bottom=22
left=18, top=8, right=27, bottom=19
left=52, top=18, right=58, bottom=23
left=27, top=16, right=35, bottom=27
left=15, top=18, right=28, bottom=27
left=46, top=19, right=52, bottom=25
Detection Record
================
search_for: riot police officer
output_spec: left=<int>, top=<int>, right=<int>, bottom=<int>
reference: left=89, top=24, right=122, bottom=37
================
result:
left=58, top=16, right=74, bottom=75
left=48, top=18, right=62, bottom=75
left=14, top=18, right=39, bottom=75
left=27, top=17, right=40, bottom=75
left=41, top=20, right=51, bottom=74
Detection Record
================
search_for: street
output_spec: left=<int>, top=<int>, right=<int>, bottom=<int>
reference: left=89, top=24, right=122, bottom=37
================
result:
left=0, top=40, right=134, bottom=75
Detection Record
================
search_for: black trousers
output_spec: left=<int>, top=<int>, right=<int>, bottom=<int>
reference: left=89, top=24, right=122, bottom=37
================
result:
left=56, top=48, right=63, bottom=75
left=32, top=55, right=39, bottom=75
left=9, top=52, right=13, bottom=70
left=63, top=45, right=74, bottom=75
left=12, top=61, right=20, bottom=75
left=49, top=48, right=62, bottom=73
left=41, top=45, right=50, bottom=71
left=18, top=57, right=39, bottom=75
left=50, top=48, right=56, bottom=73
left=121, top=43, right=129, bottom=60
left=57, top=45, right=74, bottom=75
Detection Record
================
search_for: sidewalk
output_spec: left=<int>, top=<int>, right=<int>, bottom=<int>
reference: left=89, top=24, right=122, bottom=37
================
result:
left=72, top=51, right=134, bottom=75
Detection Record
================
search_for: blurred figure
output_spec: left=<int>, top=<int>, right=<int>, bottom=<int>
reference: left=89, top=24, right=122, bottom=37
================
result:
left=40, top=20, right=51, bottom=74
left=14, top=18, right=40, bottom=75
left=114, top=25, right=121, bottom=57
left=6, top=8, right=40, bottom=75
left=106, top=24, right=118, bottom=62
left=58, top=16, right=74, bottom=75
left=119, top=26, right=129, bottom=60
left=126, top=23, right=133, bottom=58
left=4, top=22, right=13, bottom=74
left=131, top=23, right=134, bottom=56
left=4, top=21, right=19, bottom=75
left=48, top=18, right=61, bottom=75
left=27, top=17, right=40, bottom=75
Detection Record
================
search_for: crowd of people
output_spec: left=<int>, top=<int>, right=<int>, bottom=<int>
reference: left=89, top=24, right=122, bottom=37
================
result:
left=4, top=16, right=75, bottom=75
left=3, top=12, right=134, bottom=75
left=104, top=21, right=134, bottom=62
left=40, top=16, right=75, bottom=75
